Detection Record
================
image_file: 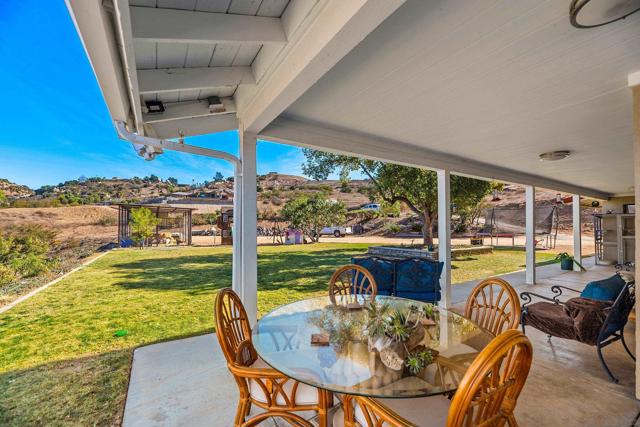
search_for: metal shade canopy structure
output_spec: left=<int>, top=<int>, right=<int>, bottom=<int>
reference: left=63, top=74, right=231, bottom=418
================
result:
left=115, top=203, right=195, bottom=246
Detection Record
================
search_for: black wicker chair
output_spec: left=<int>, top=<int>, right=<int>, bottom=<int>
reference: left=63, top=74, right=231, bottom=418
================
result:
left=520, top=282, right=635, bottom=383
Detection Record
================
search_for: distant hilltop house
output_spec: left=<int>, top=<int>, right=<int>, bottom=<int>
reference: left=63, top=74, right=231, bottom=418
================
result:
left=169, top=188, right=232, bottom=200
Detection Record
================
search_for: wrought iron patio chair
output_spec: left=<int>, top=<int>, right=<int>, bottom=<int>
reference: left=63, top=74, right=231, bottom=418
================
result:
left=520, top=282, right=635, bottom=382
left=329, top=264, right=377, bottom=305
left=214, top=288, right=332, bottom=427
left=339, top=329, right=533, bottom=427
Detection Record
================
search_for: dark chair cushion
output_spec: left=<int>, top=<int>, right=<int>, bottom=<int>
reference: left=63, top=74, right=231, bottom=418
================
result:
left=395, top=259, right=443, bottom=303
left=563, top=297, right=611, bottom=345
left=580, top=274, right=626, bottom=302
left=525, top=302, right=577, bottom=341
left=524, top=298, right=611, bottom=345
left=352, top=257, right=395, bottom=296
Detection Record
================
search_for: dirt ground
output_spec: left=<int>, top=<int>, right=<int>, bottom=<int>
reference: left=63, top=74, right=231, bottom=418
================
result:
left=0, top=205, right=594, bottom=256
left=191, top=232, right=594, bottom=255
left=0, top=206, right=117, bottom=240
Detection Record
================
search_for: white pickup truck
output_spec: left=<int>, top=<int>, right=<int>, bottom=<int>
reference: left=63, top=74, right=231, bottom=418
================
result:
left=318, top=226, right=353, bottom=238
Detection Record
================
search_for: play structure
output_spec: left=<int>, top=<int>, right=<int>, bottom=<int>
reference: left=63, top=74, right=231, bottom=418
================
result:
left=476, top=205, right=559, bottom=249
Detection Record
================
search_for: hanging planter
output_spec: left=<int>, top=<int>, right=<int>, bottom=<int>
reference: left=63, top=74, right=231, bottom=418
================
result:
left=556, top=252, right=586, bottom=271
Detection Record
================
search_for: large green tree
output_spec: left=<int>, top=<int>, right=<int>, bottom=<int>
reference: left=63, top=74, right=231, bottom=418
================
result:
left=302, top=149, right=492, bottom=246
left=281, top=193, right=347, bottom=242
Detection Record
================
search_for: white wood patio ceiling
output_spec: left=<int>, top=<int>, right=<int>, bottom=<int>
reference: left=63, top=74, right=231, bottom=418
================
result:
left=67, top=0, right=640, bottom=198
left=275, top=0, right=640, bottom=196
left=131, top=0, right=291, bottom=105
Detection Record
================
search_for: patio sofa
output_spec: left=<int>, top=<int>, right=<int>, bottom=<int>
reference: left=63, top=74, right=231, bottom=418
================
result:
left=351, top=256, right=443, bottom=303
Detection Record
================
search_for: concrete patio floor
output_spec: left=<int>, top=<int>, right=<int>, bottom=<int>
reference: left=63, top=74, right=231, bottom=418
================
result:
left=123, top=258, right=640, bottom=427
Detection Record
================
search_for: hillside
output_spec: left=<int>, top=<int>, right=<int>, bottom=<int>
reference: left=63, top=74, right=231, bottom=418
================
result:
left=0, top=174, right=600, bottom=238
left=32, top=176, right=192, bottom=205
left=0, top=178, right=33, bottom=199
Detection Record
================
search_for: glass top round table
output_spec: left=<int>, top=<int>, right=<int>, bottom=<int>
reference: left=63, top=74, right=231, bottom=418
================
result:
left=252, top=295, right=494, bottom=399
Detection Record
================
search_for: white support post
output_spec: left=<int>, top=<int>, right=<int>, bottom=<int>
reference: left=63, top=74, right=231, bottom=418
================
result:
left=572, top=194, right=582, bottom=271
left=232, top=166, right=243, bottom=297
left=629, top=72, right=640, bottom=399
left=525, top=185, right=536, bottom=285
left=240, top=130, right=258, bottom=325
left=437, top=170, right=451, bottom=309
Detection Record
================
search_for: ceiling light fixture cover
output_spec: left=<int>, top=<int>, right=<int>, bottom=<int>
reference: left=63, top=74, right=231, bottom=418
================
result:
left=570, top=0, right=640, bottom=28
left=539, top=150, right=571, bottom=162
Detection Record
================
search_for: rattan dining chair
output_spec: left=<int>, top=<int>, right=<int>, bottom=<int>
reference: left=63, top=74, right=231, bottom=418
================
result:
left=214, top=288, right=332, bottom=427
left=338, top=329, right=533, bottom=427
left=436, top=278, right=522, bottom=386
left=329, top=264, right=377, bottom=305
left=465, top=277, right=521, bottom=336
left=243, top=411, right=314, bottom=427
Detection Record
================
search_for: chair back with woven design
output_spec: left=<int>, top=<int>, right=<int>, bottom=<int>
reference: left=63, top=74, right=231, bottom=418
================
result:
left=447, top=329, right=532, bottom=427
left=465, top=277, right=521, bottom=336
left=343, top=395, right=417, bottom=427
left=342, top=330, right=532, bottom=427
left=214, top=288, right=257, bottom=367
left=329, top=264, right=377, bottom=305
left=243, top=411, right=314, bottom=427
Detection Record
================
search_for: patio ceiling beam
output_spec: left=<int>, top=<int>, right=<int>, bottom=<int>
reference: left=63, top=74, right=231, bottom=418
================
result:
left=65, top=0, right=131, bottom=125
left=143, top=98, right=236, bottom=124
left=259, top=117, right=612, bottom=200
left=114, top=0, right=144, bottom=133
left=145, top=113, right=238, bottom=140
left=238, top=0, right=408, bottom=134
left=130, top=6, right=286, bottom=45
left=138, top=67, right=255, bottom=94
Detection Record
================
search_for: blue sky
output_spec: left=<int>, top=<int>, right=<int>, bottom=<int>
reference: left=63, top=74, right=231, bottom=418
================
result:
left=0, top=0, right=314, bottom=189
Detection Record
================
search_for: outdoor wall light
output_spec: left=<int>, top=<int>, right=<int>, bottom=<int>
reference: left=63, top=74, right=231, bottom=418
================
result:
left=145, top=100, right=165, bottom=114
left=538, top=150, right=571, bottom=162
left=570, top=0, right=640, bottom=28
left=207, top=96, right=225, bottom=113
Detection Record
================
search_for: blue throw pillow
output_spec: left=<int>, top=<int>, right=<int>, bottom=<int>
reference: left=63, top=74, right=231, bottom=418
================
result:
left=580, top=274, right=626, bottom=302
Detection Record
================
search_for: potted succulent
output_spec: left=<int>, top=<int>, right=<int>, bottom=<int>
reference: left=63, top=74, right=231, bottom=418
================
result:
left=555, top=252, right=586, bottom=271
left=365, top=302, right=434, bottom=374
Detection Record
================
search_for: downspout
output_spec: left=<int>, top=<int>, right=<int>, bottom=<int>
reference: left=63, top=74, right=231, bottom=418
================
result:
left=114, top=121, right=244, bottom=295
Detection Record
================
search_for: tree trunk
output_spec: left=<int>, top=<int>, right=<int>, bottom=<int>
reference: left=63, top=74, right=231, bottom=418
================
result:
left=423, top=210, right=434, bottom=248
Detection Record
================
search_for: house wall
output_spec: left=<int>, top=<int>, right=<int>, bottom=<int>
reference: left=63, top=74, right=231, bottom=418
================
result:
left=602, top=196, right=635, bottom=214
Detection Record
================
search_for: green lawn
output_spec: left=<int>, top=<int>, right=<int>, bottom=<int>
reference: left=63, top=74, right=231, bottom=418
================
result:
left=0, top=244, right=558, bottom=426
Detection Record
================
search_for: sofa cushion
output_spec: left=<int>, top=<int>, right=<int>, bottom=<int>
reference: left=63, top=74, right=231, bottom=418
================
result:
left=352, top=257, right=395, bottom=296
left=580, top=274, right=626, bottom=302
left=395, top=259, right=443, bottom=303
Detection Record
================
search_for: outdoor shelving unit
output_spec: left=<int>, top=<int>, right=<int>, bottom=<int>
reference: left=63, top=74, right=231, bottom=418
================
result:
left=593, top=213, right=635, bottom=265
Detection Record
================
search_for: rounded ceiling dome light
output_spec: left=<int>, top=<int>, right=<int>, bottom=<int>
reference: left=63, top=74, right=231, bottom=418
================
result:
left=539, top=150, right=571, bottom=162
left=570, top=0, right=640, bottom=28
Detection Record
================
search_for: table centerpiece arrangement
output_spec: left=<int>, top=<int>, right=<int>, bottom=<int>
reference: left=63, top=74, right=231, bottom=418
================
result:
left=365, top=302, right=438, bottom=375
